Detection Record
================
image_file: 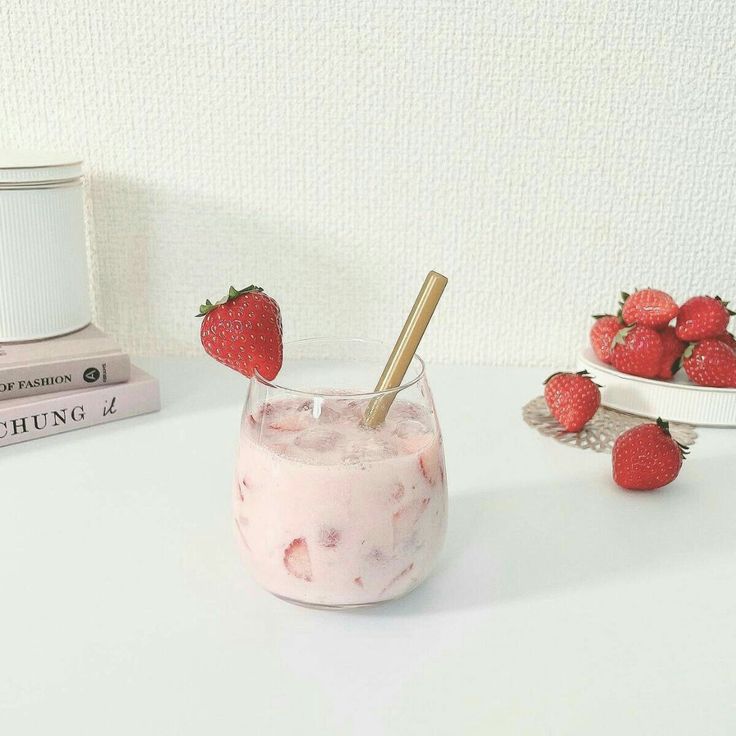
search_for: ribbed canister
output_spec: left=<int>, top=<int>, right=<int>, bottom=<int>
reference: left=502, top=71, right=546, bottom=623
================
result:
left=0, top=152, right=91, bottom=341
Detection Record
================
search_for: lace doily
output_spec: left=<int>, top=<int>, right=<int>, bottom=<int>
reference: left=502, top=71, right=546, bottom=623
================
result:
left=522, top=396, right=697, bottom=453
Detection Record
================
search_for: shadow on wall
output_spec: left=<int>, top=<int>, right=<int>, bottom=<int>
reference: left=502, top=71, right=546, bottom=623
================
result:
left=86, top=176, right=372, bottom=357
left=87, top=176, right=155, bottom=352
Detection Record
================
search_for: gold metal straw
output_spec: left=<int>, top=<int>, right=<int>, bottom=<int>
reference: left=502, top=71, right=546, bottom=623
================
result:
left=362, top=270, right=448, bottom=428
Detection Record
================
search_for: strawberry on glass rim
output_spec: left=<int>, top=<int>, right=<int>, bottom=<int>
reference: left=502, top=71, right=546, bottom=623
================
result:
left=198, top=284, right=283, bottom=380
left=217, top=271, right=449, bottom=609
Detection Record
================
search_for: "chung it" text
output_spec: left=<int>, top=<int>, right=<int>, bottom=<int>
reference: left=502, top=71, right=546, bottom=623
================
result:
left=0, top=406, right=85, bottom=438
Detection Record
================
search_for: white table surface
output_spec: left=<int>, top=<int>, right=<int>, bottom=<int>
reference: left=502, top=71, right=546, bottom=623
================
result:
left=2, top=357, right=736, bottom=735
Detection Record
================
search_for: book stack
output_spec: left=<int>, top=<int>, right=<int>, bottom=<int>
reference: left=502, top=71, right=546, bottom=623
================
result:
left=0, top=326, right=160, bottom=447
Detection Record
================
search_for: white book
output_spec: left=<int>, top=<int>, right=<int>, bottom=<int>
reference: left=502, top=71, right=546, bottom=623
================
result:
left=0, top=365, right=160, bottom=447
left=0, top=325, right=131, bottom=401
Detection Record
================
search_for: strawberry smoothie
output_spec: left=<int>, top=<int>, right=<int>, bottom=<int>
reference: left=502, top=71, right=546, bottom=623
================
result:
left=234, top=396, right=447, bottom=607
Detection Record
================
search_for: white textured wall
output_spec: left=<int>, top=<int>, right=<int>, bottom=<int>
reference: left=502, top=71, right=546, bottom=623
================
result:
left=2, top=1, right=736, bottom=366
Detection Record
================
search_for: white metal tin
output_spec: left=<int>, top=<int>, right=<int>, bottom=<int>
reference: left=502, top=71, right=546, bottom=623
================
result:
left=0, top=152, right=91, bottom=341
left=577, top=348, right=736, bottom=427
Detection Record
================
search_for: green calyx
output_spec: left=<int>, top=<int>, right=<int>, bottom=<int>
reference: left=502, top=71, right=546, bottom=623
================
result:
left=196, top=285, right=263, bottom=317
left=715, top=295, right=736, bottom=316
left=592, top=310, right=624, bottom=323
left=656, top=417, right=690, bottom=459
left=618, top=289, right=640, bottom=311
left=611, top=323, right=635, bottom=349
left=543, top=371, right=564, bottom=385
left=672, top=342, right=696, bottom=375
left=574, top=368, right=603, bottom=388
left=656, top=416, right=671, bottom=435
left=683, top=342, right=696, bottom=359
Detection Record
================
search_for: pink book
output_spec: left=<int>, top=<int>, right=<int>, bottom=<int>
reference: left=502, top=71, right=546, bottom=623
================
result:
left=0, top=325, right=130, bottom=401
left=0, top=365, right=160, bottom=447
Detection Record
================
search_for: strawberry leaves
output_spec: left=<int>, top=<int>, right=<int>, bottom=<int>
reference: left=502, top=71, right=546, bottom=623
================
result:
left=197, top=285, right=263, bottom=317
left=656, top=417, right=690, bottom=459
left=611, top=323, right=635, bottom=349
left=715, top=296, right=736, bottom=317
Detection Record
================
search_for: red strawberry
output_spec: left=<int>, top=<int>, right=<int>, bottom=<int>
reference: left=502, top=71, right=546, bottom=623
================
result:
left=612, top=418, right=688, bottom=491
left=610, top=324, right=663, bottom=378
left=198, top=285, right=283, bottom=380
left=657, top=326, right=687, bottom=380
left=675, top=296, right=733, bottom=341
left=620, top=289, right=678, bottom=329
left=283, top=538, right=312, bottom=581
left=716, top=331, right=736, bottom=351
left=681, top=339, right=736, bottom=388
left=589, top=314, right=622, bottom=364
left=543, top=370, right=601, bottom=432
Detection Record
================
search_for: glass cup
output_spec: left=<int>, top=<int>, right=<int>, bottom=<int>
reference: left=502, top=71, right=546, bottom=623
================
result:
left=233, top=337, right=448, bottom=608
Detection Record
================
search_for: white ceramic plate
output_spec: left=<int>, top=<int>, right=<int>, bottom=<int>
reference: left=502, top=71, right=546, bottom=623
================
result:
left=576, top=348, right=736, bottom=427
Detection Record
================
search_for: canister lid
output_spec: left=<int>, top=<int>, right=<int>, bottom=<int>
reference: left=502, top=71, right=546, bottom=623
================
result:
left=0, top=151, right=83, bottom=185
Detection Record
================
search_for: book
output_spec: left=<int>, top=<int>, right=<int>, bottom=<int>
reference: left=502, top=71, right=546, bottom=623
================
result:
left=0, top=325, right=130, bottom=401
left=0, top=365, right=160, bottom=447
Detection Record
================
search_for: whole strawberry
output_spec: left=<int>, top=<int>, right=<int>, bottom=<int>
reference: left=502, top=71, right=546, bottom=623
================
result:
left=657, top=326, right=686, bottom=380
left=543, top=370, right=601, bottom=432
left=612, top=418, right=688, bottom=491
left=610, top=324, right=663, bottom=378
left=681, top=338, right=736, bottom=388
left=620, top=289, right=678, bottom=329
left=589, top=314, right=622, bottom=364
left=675, top=296, right=733, bottom=341
left=198, top=285, right=283, bottom=380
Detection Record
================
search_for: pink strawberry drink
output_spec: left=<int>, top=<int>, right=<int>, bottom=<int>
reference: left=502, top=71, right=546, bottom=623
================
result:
left=235, top=395, right=447, bottom=607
